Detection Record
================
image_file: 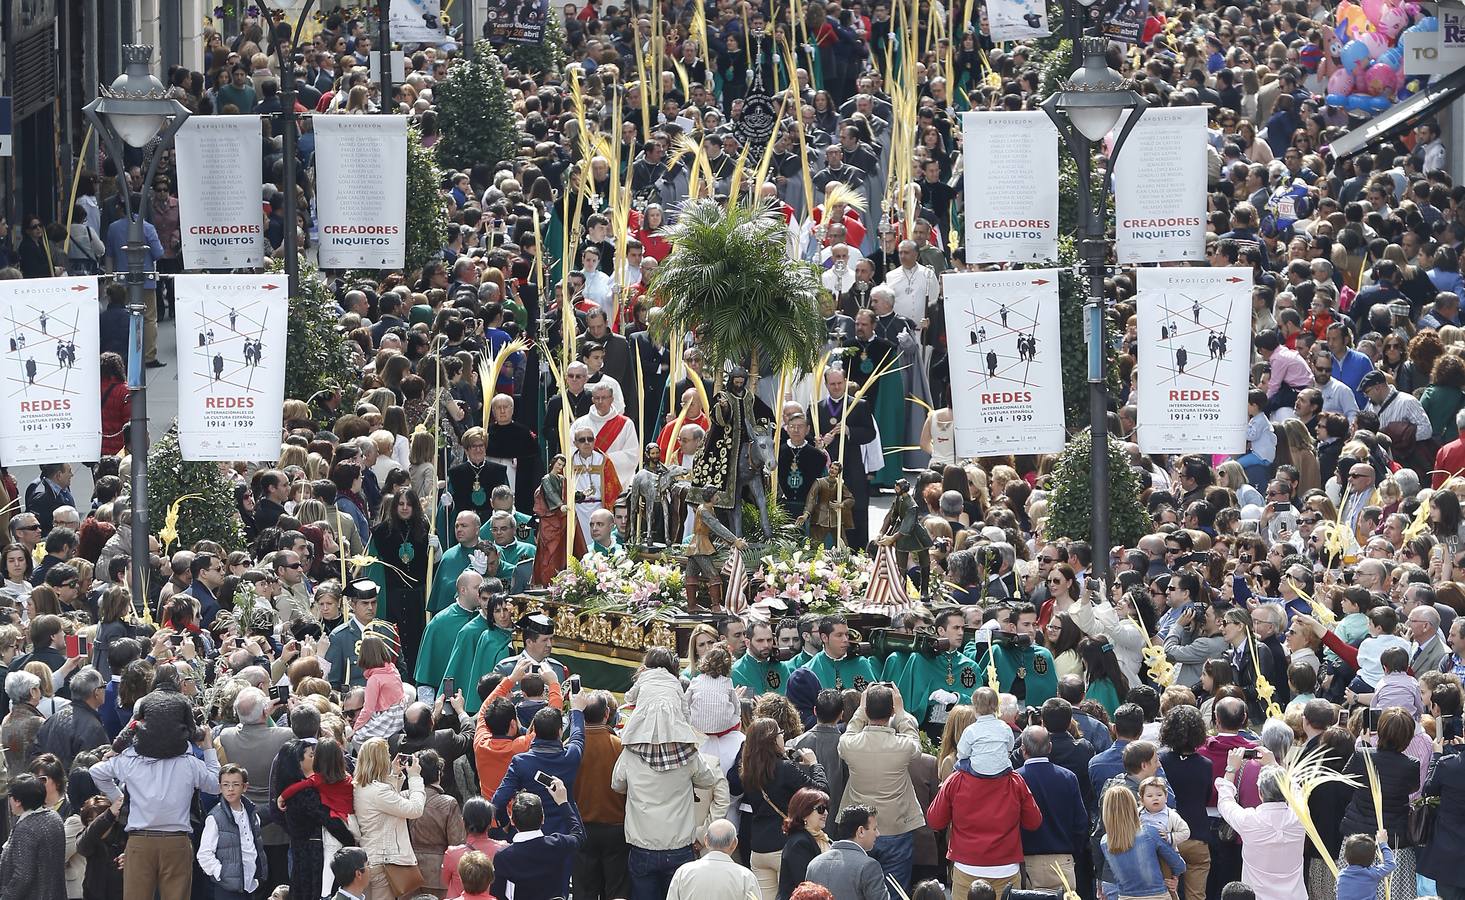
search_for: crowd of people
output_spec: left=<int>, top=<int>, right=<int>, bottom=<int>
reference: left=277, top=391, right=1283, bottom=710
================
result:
left=0, top=0, right=1463, bottom=898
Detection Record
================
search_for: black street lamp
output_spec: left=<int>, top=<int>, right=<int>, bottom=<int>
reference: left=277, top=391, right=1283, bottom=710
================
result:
left=82, top=44, right=191, bottom=611
left=1041, top=35, right=1146, bottom=586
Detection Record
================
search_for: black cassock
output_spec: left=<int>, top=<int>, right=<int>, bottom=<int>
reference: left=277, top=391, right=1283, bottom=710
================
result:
left=808, top=395, right=876, bottom=548
left=487, top=420, right=542, bottom=513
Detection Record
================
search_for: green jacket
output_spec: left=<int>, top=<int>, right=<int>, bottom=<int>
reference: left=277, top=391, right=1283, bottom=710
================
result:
left=1420, top=383, right=1465, bottom=442
left=801, top=650, right=877, bottom=692
left=964, top=640, right=1059, bottom=708
left=732, top=653, right=792, bottom=696
left=896, top=650, right=981, bottom=724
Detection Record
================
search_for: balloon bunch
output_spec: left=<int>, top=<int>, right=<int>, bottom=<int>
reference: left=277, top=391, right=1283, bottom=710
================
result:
left=1323, top=0, right=1434, bottom=115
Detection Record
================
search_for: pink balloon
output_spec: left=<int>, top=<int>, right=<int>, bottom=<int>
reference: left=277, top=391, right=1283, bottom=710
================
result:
left=1328, top=67, right=1356, bottom=94
left=1404, top=2, right=1422, bottom=17
left=1362, top=0, right=1386, bottom=24
left=1361, top=61, right=1400, bottom=95
left=1379, top=7, right=1408, bottom=37
left=1360, top=30, right=1392, bottom=58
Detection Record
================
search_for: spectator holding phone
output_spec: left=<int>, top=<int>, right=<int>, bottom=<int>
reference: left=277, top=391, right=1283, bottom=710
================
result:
left=353, top=737, right=426, bottom=900
left=491, top=776, right=585, bottom=900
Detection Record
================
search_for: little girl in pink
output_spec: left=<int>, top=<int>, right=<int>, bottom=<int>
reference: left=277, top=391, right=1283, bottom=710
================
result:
left=354, top=635, right=406, bottom=731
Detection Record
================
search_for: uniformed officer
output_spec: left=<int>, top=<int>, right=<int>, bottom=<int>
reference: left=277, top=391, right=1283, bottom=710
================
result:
left=493, top=613, right=571, bottom=682
left=325, top=579, right=402, bottom=689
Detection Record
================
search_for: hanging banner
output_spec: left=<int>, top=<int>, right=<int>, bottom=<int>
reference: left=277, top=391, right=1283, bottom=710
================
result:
left=0, top=277, right=102, bottom=465
left=961, top=112, right=1059, bottom=264
left=484, top=0, right=550, bottom=44
left=174, top=116, right=266, bottom=269
left=314, top=115, right=408, bottom=269
left=1113, top=106, right=1207, bottom=264
left=390, top=0, right=446, bottom=44
left=174, top=275, right=289, bottom=461
left=988, top=0, right=1051, bottom=41
left=1103, top=0, right=1150, bottom=44
left=941, top=269, right=1065, bottom=457
left=1135, top=267, right=1252, bottom=455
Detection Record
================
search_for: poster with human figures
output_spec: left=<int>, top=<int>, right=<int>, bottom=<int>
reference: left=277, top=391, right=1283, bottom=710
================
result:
left=941, top=270, right=1065, bottom=457
left=1135, top=267, right=1252, bottom=454
left=0, top=277, right=101, bottom=465
left=174, top=275, right=288, bottom=461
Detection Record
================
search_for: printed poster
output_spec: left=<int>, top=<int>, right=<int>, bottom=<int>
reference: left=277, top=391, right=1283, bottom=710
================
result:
left=961, top=111, right=1059, bottom=264
left=988, top=0, right=1051, bottom=41
left=1113, top=106, right=1207, bottom=264
left=313, top=115, right=408, bottom=269
left=941, top=269, right=1065, bottom=457
left=484, top=0, right=550, bottom=44
left=174, top=275, right=289, bottom=461
left=1135, top=267, right=1253, bottom=455
left=0, top=277, right=102, bottom=465
left=390, top=0, right=446, bottom=44
left=1104, top=0, right=1150, bottom=44
left=174, top=116, right=266, bottom=269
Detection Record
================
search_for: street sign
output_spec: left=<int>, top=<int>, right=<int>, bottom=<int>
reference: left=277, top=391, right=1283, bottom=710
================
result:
left=0, top=97, right=11, bottom=157
left=1403, top=30, right=1465, bottom=75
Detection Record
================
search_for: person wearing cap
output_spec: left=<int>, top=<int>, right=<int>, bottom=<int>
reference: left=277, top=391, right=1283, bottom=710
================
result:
left=324, top=580, right=395, bottom=690
left=1360, top=369, right=1434, bottom=473
left=494, top=614, right=570, bottom=683
left=416, top=569, right=484, bottom=702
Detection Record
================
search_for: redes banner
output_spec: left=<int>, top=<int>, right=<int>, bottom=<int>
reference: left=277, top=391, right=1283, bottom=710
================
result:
left=961, top=111, right=1059, bottom=264
left=941, top=269, right=1065, bottom=457
left=1113, top=106, right=1207, bottom=264
left=174, top=274, right=290, bottom=461
left=1135, top=267, right=1253, bottom=454
left=314, top=115, right=408, bottom=269
left=175, top=116, right=266, bottom=269
left=0, top=277, right=101, bottom=465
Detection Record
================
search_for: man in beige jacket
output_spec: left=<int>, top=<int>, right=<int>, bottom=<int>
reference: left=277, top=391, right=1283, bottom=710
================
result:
left=838, top=683, right=924, bottom=895
left=665, top=820, right=758, bottom=900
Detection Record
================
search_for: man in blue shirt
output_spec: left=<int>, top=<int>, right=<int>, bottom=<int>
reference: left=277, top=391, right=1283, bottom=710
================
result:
left=1088, top=703, right=1173, bottom=804
left=103, top=201, right=165, bottom=368
left=1327, top=321, right=1375, bottom=409
left=1349, top=261, right=1406, bottom=334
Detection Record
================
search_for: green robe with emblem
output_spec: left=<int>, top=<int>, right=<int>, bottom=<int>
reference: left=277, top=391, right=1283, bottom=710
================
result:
left=413, top=602, right=476, bottom=695
left=791, top=648, right=817, bottom=669
left=897, top=650, right=981, bottom=724
left=801, top=651, right=877, bottom=692
left=440, top=614, right=490, bottom=705
left=732, top=653, right=792, bottom=696
left=965, top=640, right=1059, bottom=708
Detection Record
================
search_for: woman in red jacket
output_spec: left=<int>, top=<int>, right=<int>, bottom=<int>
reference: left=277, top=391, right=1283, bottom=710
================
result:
left=99, top=353, right=131, bottom=457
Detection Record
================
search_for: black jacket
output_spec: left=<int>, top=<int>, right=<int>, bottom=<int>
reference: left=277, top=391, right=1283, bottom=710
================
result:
left=727, top=756, right=830, bottom=854
left=1420, top=750, right=1465, bottom=884
left=778, top=828, right=824, bottom=900
left=1341, top=747, right=1420, bottom=843
left=30, top=699, right=109, bottom=769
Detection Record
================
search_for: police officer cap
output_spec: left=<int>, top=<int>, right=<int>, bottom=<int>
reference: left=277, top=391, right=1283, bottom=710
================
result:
left=517, top=612, right=555, bottom=637
left=345, top=579, right=379, bottom=600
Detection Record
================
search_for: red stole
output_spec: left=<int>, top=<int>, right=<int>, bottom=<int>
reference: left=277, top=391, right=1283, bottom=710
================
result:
left=592, top=415, right=629, bottom=507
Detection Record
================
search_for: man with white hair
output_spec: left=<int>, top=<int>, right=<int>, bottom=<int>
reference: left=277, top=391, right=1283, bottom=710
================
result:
left=884, top=239, right=940, bottom=323
left=216, top=685, right=294, bottom=886
left=1407, top=603, right=1449, bottom=673
left=572, top=382, right=640, bottom=493
left=664, top=819, right=758, bottom=900
left=570, top=424, right=617, bottom=541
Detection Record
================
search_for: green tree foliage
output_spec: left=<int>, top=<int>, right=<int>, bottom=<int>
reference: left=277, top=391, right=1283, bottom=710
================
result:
left=147, top=429, right=245, bottom=551
left=406, top=125, right=449, bottom=276
left=434, top=42, right=520, bottom=172
left=273, top=258, right=358, bottom=404
left=507, top=15, right=566, bottom=76
left=650, top=199, right=825, bottom=378
left=1043, top=427, right=1149, bottom=548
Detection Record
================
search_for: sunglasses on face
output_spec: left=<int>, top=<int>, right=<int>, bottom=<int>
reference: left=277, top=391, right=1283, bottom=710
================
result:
left=814, top=804, right=829, bottom=814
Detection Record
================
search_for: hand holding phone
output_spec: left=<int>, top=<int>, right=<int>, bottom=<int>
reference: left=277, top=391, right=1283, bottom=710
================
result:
left=442, top=677, right=456, bottom=698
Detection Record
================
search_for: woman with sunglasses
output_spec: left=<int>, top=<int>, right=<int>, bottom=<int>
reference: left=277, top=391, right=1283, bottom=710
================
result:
left=777, top=787, right=833, bottom=900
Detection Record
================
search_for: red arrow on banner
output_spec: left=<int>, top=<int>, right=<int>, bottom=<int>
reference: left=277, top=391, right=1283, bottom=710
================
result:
left=70, top=284, right=88, bottom=292
left=1032, top=279, right=1050, bottom=286
left=261, top=283, right=281, bottom=290
left=1225, top=276, right=1245, bottom=283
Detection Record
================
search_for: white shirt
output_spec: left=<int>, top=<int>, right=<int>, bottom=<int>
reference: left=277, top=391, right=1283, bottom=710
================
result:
left=885, top=263, right=939, bottom=322
left=198, top=800, right=260, bottom=892
left=1316, top=377, right=1360, bottom=422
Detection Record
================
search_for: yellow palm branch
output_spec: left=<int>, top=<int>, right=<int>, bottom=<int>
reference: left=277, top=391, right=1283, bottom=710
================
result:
left=159, top=494, right=206, bottom=553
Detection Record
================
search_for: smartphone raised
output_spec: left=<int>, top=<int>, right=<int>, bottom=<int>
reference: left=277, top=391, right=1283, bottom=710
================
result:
left=534, top=769, right=557, bottom=789
left=65, top=634, right=80, bottom=658
left=442, top=677, right=456, bottom=698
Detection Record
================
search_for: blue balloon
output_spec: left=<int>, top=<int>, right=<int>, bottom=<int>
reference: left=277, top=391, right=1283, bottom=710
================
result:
left=1341, top=38, right=1372, bottom=71
left=1347, top=93, right=1373, bottom=110
left=1327, top=92, right=1351, bottom=106
left=1382, top=47, right=1404, bottom=68
left=1365, top=95, right=1393, bottom=112
left=1418, top=15, right=1439, bottom=30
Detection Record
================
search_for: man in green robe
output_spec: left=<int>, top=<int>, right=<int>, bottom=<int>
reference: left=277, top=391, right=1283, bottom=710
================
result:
left=428, top=511, right=513, bottom=615
left=964, top=604, right=1058, bottom=708
left=800, top=615, right=877, bottom=692
left=458, top=593, right=518, bottom=713
left=789, top=615, right=823, bottom=669
left=483, top=510, right=536, bottom=567
left=897, top=610, right=981, bottom=736
left=414, top=569, right=482, bottom=699
left=732, top=621, right=792, bottom=696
